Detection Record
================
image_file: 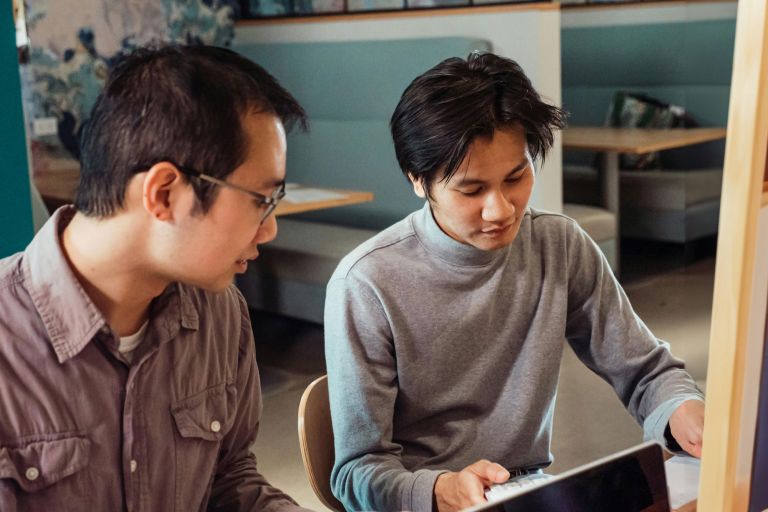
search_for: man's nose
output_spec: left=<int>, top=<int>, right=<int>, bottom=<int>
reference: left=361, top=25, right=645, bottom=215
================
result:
left=254, top=213, right=278, bottom=245
left=482, top=189, right=514, bottom=222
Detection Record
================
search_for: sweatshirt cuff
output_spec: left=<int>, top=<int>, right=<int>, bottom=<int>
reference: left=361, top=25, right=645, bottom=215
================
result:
left=642, top=394, right=704, bottom=452
left=408, top=469, right=447, bottom=512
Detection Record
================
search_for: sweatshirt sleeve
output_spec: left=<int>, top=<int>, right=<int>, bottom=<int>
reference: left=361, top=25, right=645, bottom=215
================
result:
left=562, top=221, right=704, bottom=450
left=208, top=289, right=314, bottom=512
left=325, top=275, right=445, bottom=512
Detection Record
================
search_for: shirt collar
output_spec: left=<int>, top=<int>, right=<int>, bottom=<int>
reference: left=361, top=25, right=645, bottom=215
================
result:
left=411, top=202, right=513, bottom=267
left=148, top=282, right=200, bottom=345
left=22, top=206, right=199, bottom=363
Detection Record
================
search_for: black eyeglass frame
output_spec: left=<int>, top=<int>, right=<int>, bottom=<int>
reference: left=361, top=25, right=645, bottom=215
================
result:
left=135, top=162, right=286, bottom=223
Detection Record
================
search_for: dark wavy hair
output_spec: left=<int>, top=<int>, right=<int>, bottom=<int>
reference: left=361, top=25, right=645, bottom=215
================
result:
left=76, top=44, right=307, bottom=217
left=390, top=52, right=567, bottom=198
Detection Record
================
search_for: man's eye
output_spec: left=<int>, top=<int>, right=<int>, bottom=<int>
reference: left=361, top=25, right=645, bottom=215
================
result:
left=459, top=188, right=482, bottom=196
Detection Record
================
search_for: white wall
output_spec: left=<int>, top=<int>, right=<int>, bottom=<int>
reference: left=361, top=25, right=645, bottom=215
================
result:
left=235, top=5, right=564, bottom=212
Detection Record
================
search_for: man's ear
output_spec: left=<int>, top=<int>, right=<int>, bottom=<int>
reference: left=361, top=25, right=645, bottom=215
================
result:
left=142, top=162, right=184, bottom=221
left=408, top=173, right=427, bottom=199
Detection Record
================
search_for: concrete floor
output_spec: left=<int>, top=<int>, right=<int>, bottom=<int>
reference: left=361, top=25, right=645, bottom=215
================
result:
left=250, top=258, right=714, bottom=511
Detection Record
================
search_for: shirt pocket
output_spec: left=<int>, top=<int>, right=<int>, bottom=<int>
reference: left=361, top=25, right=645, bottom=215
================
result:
left=170, top=382, right=237, bottom=511
left=0, top=433, right=92, bottom=511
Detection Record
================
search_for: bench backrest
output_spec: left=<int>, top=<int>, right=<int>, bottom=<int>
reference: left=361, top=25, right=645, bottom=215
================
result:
left=232, top=37, right=491, bottom=229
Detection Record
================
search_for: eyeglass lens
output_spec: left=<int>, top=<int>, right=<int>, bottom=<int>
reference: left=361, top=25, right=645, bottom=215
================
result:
left=259, top=183, right=286, bottom=222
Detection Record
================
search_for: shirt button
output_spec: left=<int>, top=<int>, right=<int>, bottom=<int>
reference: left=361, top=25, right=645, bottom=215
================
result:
left=25, top=467, right=40, bottom=481
left=210, top=420, right=221, bottom=433
left=130, top=460, right=137, bottom=473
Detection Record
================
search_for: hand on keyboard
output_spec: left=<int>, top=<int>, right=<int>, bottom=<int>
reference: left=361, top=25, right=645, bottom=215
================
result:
left=484, top=473, right=553, bottom=503
left=435, top=460, right=510, bottom=512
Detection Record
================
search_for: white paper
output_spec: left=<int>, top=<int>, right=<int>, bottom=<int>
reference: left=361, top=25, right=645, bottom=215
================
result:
left=283, top=188, right=346, bottom=204
left=665, top=455, right=700, bottom=509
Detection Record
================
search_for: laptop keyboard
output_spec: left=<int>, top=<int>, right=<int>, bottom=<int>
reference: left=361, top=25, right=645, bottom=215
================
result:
left=484, top=473, right=553, bottom=503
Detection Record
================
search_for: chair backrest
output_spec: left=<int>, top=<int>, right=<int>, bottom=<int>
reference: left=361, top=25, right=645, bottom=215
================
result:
left=298, top=375, right=344, bottom=511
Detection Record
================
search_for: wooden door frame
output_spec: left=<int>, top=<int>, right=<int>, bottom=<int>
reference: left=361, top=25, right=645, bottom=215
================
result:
left=698, top=0, right=768, bottom=510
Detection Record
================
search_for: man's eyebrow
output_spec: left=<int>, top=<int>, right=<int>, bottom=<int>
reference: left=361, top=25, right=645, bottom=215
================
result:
left=259, top=178, right=285, bottom=189
left=454, top=159, right=530, bottom=187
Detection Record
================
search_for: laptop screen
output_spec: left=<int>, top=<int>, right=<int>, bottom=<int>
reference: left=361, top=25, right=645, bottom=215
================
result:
left=469, top=442, right=670, bottom=512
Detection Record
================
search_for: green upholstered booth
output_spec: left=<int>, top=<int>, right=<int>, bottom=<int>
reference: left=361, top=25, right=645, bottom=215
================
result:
left=232, top=38, right=491, bottom=322
left=233, top=38, right=491, bottom=230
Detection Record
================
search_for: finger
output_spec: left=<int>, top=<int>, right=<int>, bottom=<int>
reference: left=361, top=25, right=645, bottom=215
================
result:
left=469, top=460, right=510, bottom=484
left=691, top=426, right=704, bottom=445
left=686, top=418, right=704, bottom=443
left=685, top=441, right=703, bottom=458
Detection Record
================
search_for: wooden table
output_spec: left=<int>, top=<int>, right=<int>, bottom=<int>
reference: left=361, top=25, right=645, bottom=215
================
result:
left=562, top=127, right=727, bottom=268
left=563, top=126, right=727, bottom=216
left=277, top=183, right=373, bottom=216
left=33, top=162, right=373, bottom=216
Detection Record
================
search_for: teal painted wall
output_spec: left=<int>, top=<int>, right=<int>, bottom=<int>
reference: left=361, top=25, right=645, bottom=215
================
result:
left=1, top=7, right=33, bottom=257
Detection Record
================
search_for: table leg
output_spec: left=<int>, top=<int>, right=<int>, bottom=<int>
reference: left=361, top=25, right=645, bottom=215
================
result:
left=601, top=151, right=620, bottom=273
left=602, top=151, right=620, bottom=216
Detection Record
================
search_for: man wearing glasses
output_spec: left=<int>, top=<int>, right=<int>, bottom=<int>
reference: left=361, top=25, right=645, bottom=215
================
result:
left=0, top=45, right=311, bottom=511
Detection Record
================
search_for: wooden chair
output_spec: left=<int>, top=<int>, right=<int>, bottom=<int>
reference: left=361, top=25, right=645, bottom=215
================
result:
left=298, top=375, right=344, bottom=511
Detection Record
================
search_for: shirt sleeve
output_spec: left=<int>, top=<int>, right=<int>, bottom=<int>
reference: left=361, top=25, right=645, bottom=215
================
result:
left=208, top=288, right=313, bottom=512
left=325, top=275, right=445, bottom=512
left=563, top=221, right=704, bottom=450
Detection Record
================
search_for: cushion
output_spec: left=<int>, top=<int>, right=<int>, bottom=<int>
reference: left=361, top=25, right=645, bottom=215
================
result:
left=236, top=219, right=379, bottom=323
left=563, top=165, right=722, bottom=212
left=251, top=218, right=378, bottom=284
left=562, top=203, right=617, bottom=243
left=621, top=168, right=722, bottom=210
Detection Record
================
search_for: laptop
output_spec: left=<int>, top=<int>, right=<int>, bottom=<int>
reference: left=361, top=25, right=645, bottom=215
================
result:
left=466, top=441, right=671, bottom=512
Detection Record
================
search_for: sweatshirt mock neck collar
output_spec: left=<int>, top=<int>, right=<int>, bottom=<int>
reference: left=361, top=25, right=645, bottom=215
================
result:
left=410, top=202, right=511, bottom=267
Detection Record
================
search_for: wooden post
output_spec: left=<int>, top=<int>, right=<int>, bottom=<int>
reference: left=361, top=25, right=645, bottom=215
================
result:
left=698, top=0, right=768, bottom=510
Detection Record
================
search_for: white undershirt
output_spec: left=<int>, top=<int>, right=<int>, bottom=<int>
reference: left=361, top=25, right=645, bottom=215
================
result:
left=118, top=320, right=149, bottom=363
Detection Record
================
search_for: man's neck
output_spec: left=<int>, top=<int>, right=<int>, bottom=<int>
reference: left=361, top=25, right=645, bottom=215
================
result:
left=61, top=211, right=169, bottom=336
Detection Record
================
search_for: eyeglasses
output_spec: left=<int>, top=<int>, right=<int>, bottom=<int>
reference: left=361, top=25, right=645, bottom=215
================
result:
left=175, top=164, right=286, bottom=224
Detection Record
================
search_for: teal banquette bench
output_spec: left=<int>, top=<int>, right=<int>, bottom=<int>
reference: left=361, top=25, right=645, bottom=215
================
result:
left=232, top=38, right=491, bottom=323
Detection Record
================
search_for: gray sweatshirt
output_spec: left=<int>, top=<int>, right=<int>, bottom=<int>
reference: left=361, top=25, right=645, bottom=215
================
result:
left=324, top=203, right=703, bottom=512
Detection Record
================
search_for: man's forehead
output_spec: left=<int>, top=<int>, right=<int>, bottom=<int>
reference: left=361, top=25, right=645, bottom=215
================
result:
left=233, top=158, right=285, bottom=190
left=449, top=155, right=531, bottom=185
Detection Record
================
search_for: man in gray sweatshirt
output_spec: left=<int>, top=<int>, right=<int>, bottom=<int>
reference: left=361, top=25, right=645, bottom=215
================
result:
left=324, top=53, right=705, bottom=512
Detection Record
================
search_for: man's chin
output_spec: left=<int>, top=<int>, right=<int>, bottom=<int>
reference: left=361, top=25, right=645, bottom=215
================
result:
left=473, top=240, right=512, bottom=251
left=470, top=229, right=516, bottom=250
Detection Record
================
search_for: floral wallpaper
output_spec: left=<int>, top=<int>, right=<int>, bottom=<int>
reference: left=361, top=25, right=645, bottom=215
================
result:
left=22, top=0, right=239, bottom=171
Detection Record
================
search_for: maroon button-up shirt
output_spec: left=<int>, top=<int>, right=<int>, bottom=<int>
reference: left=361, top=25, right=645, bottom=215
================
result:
left=0, top=208, right=310, bottom=512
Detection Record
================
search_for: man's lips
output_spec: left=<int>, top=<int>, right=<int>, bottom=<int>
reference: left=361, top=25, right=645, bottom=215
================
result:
left=480, top=223, right=514, bottom=235
left=236, top=252, right=259, bottom=265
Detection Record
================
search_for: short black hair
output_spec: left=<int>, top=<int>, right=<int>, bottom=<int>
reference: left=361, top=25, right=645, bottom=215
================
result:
left=390, top=52, right=566, bottom=198
left=76, top=44, right=307, bottom=217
